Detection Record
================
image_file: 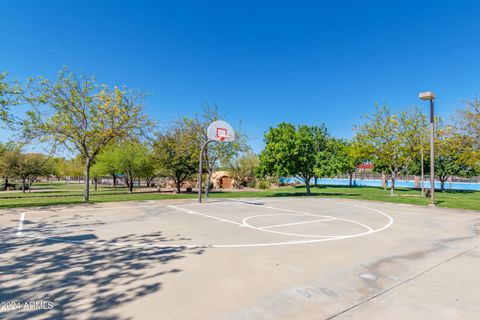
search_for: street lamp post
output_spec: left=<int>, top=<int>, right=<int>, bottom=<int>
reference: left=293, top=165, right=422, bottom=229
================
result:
left=419, top=91, right=436, bottom=206
left=420, top=147, right=424, bottom=197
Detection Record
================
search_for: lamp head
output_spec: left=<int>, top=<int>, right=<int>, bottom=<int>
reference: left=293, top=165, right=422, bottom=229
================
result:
left=418, top=91, right=435, bottom=100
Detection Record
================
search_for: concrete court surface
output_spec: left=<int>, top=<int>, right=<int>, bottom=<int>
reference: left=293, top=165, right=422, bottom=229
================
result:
left=0, top=197, right=479, bottom=319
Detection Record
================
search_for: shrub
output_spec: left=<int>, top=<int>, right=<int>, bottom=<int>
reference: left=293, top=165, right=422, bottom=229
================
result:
left=257, top=179, right=270, bottom=189
left=246, top=179, right=257, bottom=188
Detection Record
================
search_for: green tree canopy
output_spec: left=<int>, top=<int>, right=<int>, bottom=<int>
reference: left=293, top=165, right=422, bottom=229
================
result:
left=0, top=144, right=21, bottom=189
left=429, top=120, right=478, bottom=191
left=3, top=151, right=49, bottom=192
left=227, top=152, right=260, bottom=188
left=94, top=141, right=155, bottom=192
left=92, top=144, right=120, bottom=187
left=153, top=126, right=199, bottom=193
left=259, top=122, right=327, bottom=195
left=316, top=138, right=364, bottom=187
left=44, top=157, right=68, bottom=181
left=64, top=156, right=85, bottom=181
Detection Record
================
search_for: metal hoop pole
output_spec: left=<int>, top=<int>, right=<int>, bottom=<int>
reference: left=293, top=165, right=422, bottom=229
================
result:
left=429, top=99, right=435, bottom=206
left=198, top=140, right=215, bottom=203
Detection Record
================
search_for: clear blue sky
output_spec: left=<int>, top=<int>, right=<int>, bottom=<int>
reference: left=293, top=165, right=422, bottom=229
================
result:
left=1, top=0, right=480, bottom=152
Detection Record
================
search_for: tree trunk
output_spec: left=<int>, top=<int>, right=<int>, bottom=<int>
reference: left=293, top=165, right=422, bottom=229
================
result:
left=305, top=179, right=311, bottom=195
left=112, top=174, right=117, bottom=187
left=314, top=176, right=318, bottom=187
left=94, top=178, right=98, bottom=191
left=4, top=177, right=8, bottom=191
left=390, top=172, right=395, bottom=196
left=148, top=176, right=155, bottom=187
left=84, top=159, right=91, bottom=201
left=349, top=172, right=353, bottom=187
left=440, top=179, right=445, bottom=192
left=22, top=178, right=26, bottom=193
left=414, top=175, right=420, bottom=189
left=176, top=181, right=181, bottom=193
left=129, top=177, right=134, bottom=193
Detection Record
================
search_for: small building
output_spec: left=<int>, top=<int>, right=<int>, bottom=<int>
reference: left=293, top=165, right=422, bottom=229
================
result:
left=356, top=162, right=374, bottom=173
left=211, top=171, right=234, bottom=189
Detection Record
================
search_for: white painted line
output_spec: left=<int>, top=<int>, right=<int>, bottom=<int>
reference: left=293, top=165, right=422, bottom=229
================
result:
left=169, top=203, right=376, bottom=239
left=168, top=205, right=247, bottom=228
left=236, top=201, right=385, bottom=237
left=262, top=218, right=336, bottom=229
left=242, top=214, right=372, bottom=238
left=16, top=212, right=26, bottom=236
left=169, top=205, right=339, bottom=238
left=352, top=204, right=394, bottom=233
left=18, top=199, right=394, bottom=249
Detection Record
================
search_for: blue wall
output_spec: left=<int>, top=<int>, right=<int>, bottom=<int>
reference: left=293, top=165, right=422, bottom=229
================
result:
left=279, top=178, right=480, bottom=191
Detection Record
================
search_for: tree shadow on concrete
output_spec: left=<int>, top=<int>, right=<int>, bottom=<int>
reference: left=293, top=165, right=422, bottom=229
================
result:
left=0, top=226, right=203, bottom=319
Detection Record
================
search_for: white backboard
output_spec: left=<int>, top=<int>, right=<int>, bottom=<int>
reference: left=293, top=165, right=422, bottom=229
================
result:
left=207, top=120, right=235, bottom=142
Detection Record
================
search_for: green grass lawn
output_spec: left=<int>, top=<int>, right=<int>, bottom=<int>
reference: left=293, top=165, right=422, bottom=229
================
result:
left=0, top=182, right=478, bottom=210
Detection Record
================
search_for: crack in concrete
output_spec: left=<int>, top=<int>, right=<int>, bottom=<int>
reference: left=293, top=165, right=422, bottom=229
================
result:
left=327, top=223, right=480, bottom=319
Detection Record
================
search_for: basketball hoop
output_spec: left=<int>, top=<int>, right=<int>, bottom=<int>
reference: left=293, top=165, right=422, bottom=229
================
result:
left=199, top=120, right=236, bottom=203
left=207, top=120, right=235, bottom=142
left=216, top=134, right=231, bottom=142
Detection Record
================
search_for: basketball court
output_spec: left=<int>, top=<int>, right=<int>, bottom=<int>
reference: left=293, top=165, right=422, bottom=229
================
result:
left=1, top=197, right=479, bottom=319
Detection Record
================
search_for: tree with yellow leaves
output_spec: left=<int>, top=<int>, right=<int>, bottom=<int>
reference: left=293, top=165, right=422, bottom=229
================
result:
left=23, top=67, right=152, bottom=201
left=0, top=72, right=23, bottom=128
left=354, top=105, right=428, bottom=196
left=453, top=99, right=480, bottom=173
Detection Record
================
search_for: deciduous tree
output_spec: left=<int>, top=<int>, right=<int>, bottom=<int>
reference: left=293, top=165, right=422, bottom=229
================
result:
left=95, top=141, right=155, bottom=192
left=227, top=153, right=259, bottom=188
left=24, top=67, right=152, bottom=201
left=430, top=120, right=477, bottom=191
left=0, top=72, right=23, bottom=127
left=316, top=138, right=363, bottom=187
left=259, top=123, right=324, bottom=195
left=179, top=104, right=249, bottom=196
left=153, top=126, right=199, bottom=193
left=7, top=151, right=49, bottom=192
left=354, top=105, right=427, bottom=195
left=453, top=99, right=480, bottom=172
left=454, top=99, right=480, bottom=146
left=93, top=144, right=120, bottom=187
left=0, top=143, right=20, bottom=190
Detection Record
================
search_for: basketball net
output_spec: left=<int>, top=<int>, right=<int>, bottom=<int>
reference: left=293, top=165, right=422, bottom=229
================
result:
left=216, top=134, right=230, bottom=142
